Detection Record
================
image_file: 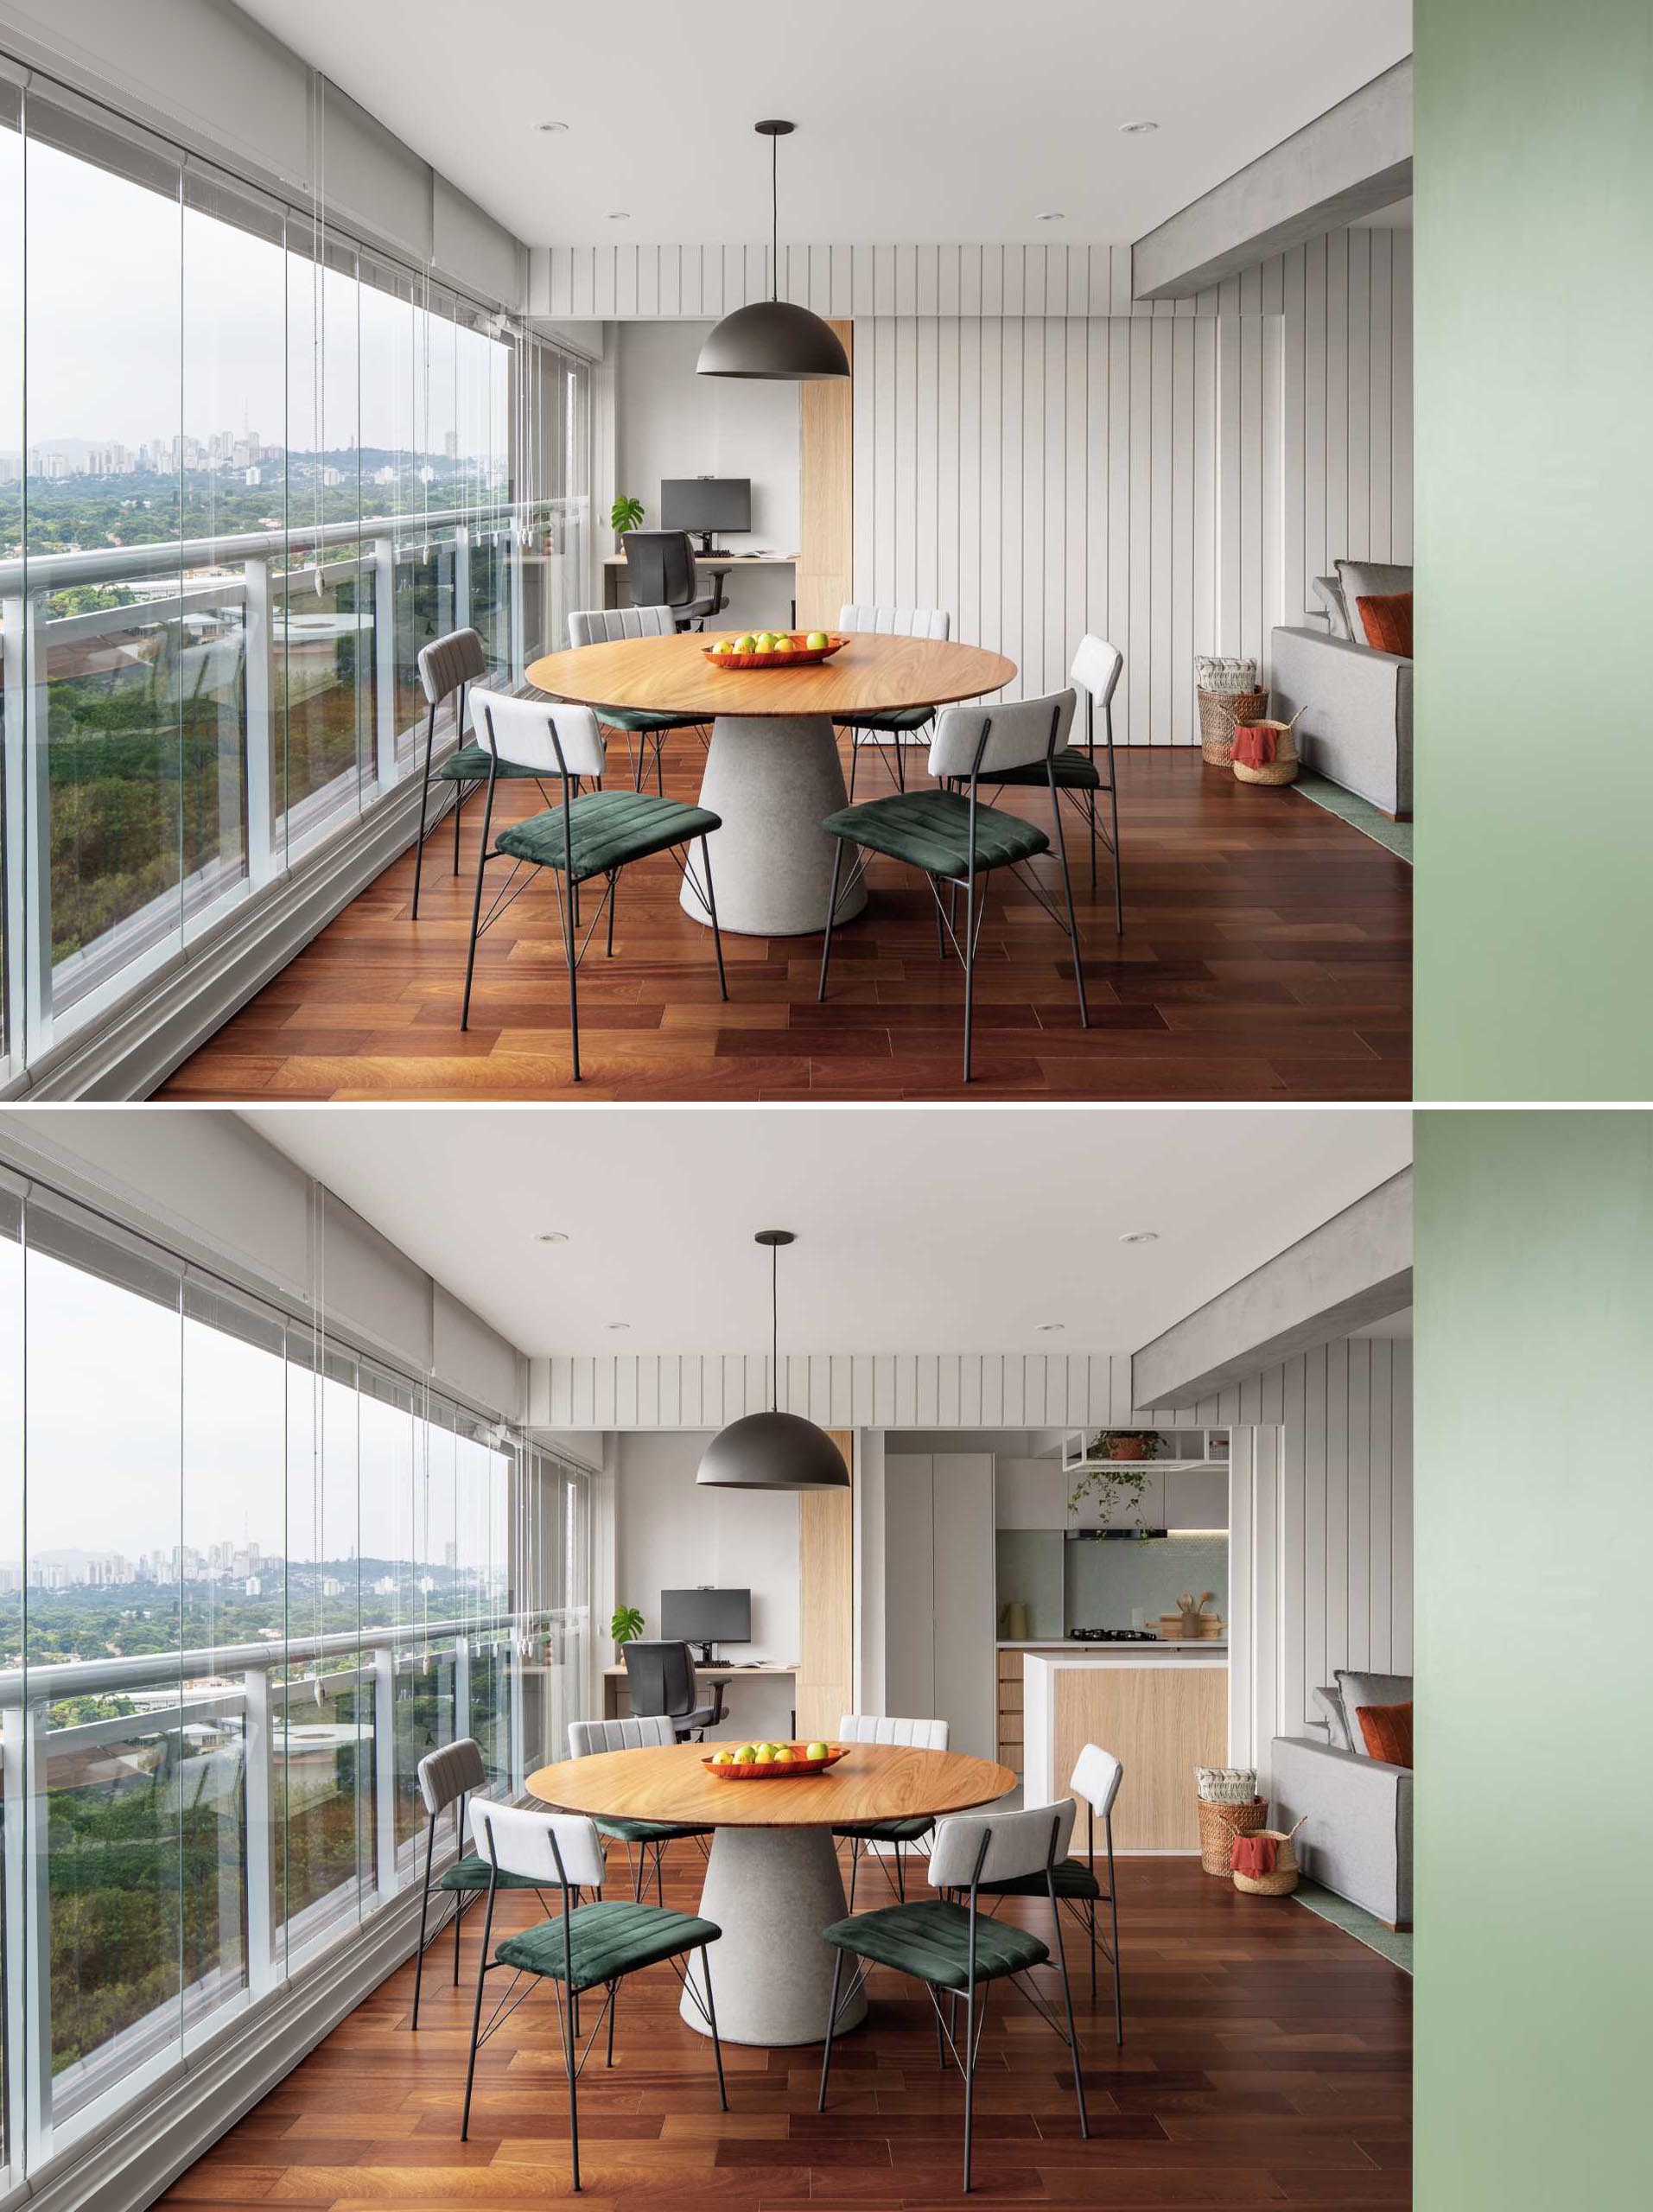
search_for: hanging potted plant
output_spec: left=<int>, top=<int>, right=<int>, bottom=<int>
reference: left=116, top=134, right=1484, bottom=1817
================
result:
left=1069, top=1432, right=1161, bottom=1527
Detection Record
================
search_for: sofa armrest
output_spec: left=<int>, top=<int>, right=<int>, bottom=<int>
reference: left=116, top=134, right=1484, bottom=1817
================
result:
left=1269, top=1735, right=1412, bottom=1926
left=1268, top=626, right=1413, bottom=817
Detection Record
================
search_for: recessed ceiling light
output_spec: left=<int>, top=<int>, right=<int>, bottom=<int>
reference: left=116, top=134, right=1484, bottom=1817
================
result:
left=607, top=210, right=630, bottom=221
left=1037, top=1321, right=1065, bottom=1333
left=1036, top=211, right=1065, bottom=222
left=534, top=1230, right=569, bottom=1244
left=1119, top=1230, right=1160, bottom=1245
left=606, top=1320, right=631, bottom=1332
left=536, top=120, right=569, bottom=134
left=1119, top=119, right=1159, bottom=135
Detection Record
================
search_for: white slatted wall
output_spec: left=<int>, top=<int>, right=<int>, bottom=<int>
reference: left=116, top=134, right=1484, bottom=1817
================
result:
left=539, top=230, right=1411, bottom=739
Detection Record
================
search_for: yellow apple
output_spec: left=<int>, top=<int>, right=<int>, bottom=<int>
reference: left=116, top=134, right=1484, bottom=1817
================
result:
left=709, top=637, right=731, bottom=654
left=772, top=1744, right=794, bottom=1761
left=710, top=1750, right=734, bottom=1764
left=734, top=1744, right=756, bottom=1763
left=805, top=632, right=830, bottom=651
left=805, top=1741, right=830, bottom=1761
left=733, top=635, right=756, bottom=654
left=753, top=1745, right=777, bottom=1764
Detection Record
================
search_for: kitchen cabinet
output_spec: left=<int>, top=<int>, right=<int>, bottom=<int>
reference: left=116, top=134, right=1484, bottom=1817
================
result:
left=1163, top=1466, right=1230, bottom=1530
left=995, top=1457, right=1071, bottom=1529
left=884, top=1453, right=995, bottom=1758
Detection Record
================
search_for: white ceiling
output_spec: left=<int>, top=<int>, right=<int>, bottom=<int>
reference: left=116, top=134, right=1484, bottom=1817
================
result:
left=234, top=1, right=1411, bottom=246
left=243, top=1108, right=1410, bottom=1358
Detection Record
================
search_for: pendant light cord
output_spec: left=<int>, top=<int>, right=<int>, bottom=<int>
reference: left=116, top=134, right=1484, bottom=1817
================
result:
left=771, top=1238, right=779, bottom=1408
left=770, top=129, right=779, bottom=300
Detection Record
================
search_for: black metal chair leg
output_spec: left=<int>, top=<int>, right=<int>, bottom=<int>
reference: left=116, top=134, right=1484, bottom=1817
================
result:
left=411, top=1813, right=436, bottom=2029
left=655, top=733, right=664, bottom=797
left=1106, top=715, right=1123, bottom=935
left=564, top=867, right=582, bottom=1084
left=962, top=870, right=976, bottom=1084
left=607, top=1978, right=618, bottom=2066
left=1108, top=1815, right=1123, bottom=2046
left=1086, top=785, right=1098, bottom=889
left=632, top=1846, right=645, bottom=1903
left=894, top=1843, right=906, bottom=1903
left=846, top=1835, right=859, bottom=1910
left=606, top=868, right=617, bottom=957
left=702, top=1946, right=729, bottom=2110
left=847, top=730, right=859, bottom=801
left=655, top=1841, right=664, bottom=1909
left=1048, top=761, right=1089, bottom=1033
left=701, top=836, right=728, bottom=1001
left=1047, top=1867, right=1090, bottom=2142
left=936, top=1995, right=947, bottom=2070
left=459, top=1878, right=499, bottom=2141
left=817, top=842, right=846, bottom=1001
left=817, top=1948, right=846, bottom=2112
left=411, top=702, right=437, bottom=919
left=453, top=775, right=467, bottom=875
left=894, top=735, right=906, bottom=792
left=564, top=1962, right=582, bottom=2192
left=459, top=776, right=497, bottom=1031
left=962, top=1979, right=976, bottom=2193
left=1089, top=1890, right=1098, bottom=2004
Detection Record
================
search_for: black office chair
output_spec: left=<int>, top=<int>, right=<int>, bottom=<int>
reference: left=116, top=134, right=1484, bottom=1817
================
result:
left=621, top=1640, right=722, bottom=1739
left=621, top=531, right=724, bottom=630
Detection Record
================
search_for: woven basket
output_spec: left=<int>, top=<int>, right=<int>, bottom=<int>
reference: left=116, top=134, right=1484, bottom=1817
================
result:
left=1198, top=1795, right=1267, bottom=1878
left=1198, top=687, right=1268, bottom=766
left=1231, top=1820, right=1306, bottom=1897
left=1231, top=717, right=1301, bottom=788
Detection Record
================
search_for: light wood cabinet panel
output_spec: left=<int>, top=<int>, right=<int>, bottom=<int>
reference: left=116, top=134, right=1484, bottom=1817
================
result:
left=796, top=1430, right=854, bottom=1740
left=797, top=321, right=854, bottom=631
left=1050, top=1663, right=1226, bottom=1852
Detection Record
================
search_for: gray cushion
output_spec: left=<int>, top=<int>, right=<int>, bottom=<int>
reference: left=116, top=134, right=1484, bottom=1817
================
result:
left=1313, top=1685, right=1353, bottom=1751
left=1335, top=1670, right=1414, bottom=1758
left=1312, top=575, right=1352, bottom=640
left=1336, top=561, right=1414, bottom=650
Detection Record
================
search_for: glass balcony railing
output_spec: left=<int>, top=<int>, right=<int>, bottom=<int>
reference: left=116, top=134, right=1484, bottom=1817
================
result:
left=1, top=1605, right=588, bottom=2164
left=0, top=495, right=590, bottom=1080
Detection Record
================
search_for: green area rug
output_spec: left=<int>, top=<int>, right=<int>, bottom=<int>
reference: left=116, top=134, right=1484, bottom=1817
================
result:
left=1293, top=1878, right=1414, bottom=1974
left=1291, top=771, right=1414, bottom=862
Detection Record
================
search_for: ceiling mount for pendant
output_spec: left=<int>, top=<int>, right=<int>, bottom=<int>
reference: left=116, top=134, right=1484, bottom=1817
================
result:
left=696, top=1230, right=849, bottom=1490
left=697, top=122, right=850, bottom=382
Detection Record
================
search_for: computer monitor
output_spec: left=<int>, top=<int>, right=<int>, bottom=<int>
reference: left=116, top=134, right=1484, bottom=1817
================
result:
left=659, top=477, right=752, bottom=554
left=660, top=1586, right=752, bottom=1662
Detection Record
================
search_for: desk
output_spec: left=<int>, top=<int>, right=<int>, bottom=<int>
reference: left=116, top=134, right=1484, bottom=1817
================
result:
left=601, top=1661, right=798, bottom=1733
left=601, top=551, right=798, bottom=624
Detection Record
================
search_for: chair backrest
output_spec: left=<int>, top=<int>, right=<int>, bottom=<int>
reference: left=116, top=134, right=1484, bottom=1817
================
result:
left=622, top=1640, right=698, bottom=1719
left=1070, top=634, right=1123, bottom=710
left=1069, top=1743, right=1123, bottom=1820
left=837, top=1713, right=950, bottom=1751
left=417, top=1736, right=486, bottom=1819
left=569, top=605, right=676, bottom=648
left=417, top=626, right=488, bottom=708
left=929, top=688, right=1076, bottom=779
left=838, top=604, right=950, bottom=640
left=470, top=684, right=606, bottom=779
left=623, top=531, right=697, bottom=608
left=569, top=1713, right=675, bottom=1758
left=929, top=1797, right=1076, bottom=1891
left=470, top=1799, right=606, bottom=1890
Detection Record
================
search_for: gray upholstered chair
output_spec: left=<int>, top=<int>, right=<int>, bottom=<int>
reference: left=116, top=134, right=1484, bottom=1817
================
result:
left=987, top=635, right=1124, bottom=930
left=820, top=688, right=1089, bottom=1082
left=819, top=1799, right=1089, bottom=2193
left=460, top=1802, right=727, bottom=2183
left=966, top=1742, right=1123, bottom=2042
left=568, top=1715, right=712, bottom=1903
left=568, top=605, right=709, bottom=792
left=831, top=1713, right=950, bottom=1905
left=620, top=530, right=723, bottom=628
left=411, top=627, right=553, bottom=919
left=458, top=688, right=727, bottom=1075
left=836, top=605, right=951, bottom=797
left=410, top=1737, right=546, bottom=2030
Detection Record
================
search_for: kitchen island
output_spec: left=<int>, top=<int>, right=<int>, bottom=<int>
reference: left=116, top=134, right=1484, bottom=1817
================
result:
left=1018, top=1644, right=1229, bottom=1853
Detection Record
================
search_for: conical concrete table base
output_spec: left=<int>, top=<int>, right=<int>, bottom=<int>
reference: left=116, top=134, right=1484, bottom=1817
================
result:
left=679, top=1826, right=868, bottom=2045
left=680, top=714, right=868, bottom=937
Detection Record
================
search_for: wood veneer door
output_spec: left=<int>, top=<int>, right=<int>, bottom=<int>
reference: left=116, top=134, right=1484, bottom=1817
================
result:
left=797, top=321, right=852, bottom=631
left=796, top=1429, right=854, bottom=1741
left=1052, top=1662, right=1228, bottom=1852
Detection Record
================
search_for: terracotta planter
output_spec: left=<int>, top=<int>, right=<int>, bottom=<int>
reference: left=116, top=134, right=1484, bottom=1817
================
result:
left=1103, top=1438, right=1149, bottom=1462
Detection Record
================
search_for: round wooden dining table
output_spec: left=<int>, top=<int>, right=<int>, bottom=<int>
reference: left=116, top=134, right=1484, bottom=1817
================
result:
left=524, top=630, right=1016, bottom=936
left=526, top=1738, right=1014, bottom=2046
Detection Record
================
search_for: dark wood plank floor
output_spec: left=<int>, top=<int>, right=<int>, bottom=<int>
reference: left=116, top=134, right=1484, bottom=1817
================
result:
left=159, top=1853, right=1410, bottom=2211
left=158, top=744, right=1410, bottom=1102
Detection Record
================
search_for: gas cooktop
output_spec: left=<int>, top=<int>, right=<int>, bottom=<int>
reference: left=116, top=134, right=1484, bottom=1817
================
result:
left=1067, top=1627, right=1158, bottom=1643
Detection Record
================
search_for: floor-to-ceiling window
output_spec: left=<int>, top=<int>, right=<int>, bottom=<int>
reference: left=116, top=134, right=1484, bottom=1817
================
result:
left=0, top=1168, right=591, bottom=2184
left=0, top=66, right=592, bottom=1087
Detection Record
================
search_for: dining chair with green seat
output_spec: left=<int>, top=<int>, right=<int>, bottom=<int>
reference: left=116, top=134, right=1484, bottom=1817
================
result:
left=830, top=1713, right=950, bottom=1907
left=410, top=1738, right=556, bottom=2030
left=986, top=635, right=1124, bottom=930
left=964, top=1743, right=1124, bottom=2044
left=836, top=604, right=950, bottom=798
left=569, top=605, right=709, bottom=793
left=461, top=1801, right=727, bottom=2190
left=458, top=687, right=728, bottom=1078
left=818, top=1798, right=1089, bottom=2194
left=569, top=1715, right=712, bottom=1906
left=411, top=627, right=557, bottom=919
left=819, top=688, right=1088, bottom=1082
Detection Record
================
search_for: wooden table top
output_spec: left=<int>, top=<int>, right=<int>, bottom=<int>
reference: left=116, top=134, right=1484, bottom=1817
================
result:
left=526, top=630, right=1016, bottom=721
left=525, top=1739, right=1015, bottom=1830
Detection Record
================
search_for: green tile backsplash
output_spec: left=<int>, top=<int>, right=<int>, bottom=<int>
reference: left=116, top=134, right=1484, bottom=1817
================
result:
left=995, top=1529, right=1230, bottom=1637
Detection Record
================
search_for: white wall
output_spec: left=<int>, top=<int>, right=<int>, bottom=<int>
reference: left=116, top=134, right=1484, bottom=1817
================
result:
left=550, top=231, right=1410, bottom=735
left=614, top=1429, right=798, bottom=1741
left=614, top=320, right=799, bottom=628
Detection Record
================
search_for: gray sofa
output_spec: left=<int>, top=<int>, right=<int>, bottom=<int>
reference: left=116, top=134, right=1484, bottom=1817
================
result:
left=1268, top=560, right=1413, bottom=817
left=1270, top=1735, right=1412, bottom=1927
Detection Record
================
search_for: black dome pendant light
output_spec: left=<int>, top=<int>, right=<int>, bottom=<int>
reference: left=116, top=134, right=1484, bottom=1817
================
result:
left=696, top=122, right=849, bottom=381
left=696, top=1230, right=849, bottom=1489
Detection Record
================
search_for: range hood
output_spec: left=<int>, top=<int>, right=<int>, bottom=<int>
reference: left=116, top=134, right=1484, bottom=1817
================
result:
left=1065, top=1526, right=1171, bottom=1542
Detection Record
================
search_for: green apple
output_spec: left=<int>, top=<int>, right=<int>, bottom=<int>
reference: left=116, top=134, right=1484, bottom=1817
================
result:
left=805, top=1741, right=830, bottom=1761
left=753, top=1744, right=776, bottom=1764
left=805, top=631, right=830, bottom=651
left=733, top=634, right=756, bottom=654
left=734, top=1744, right=756, bottom=1763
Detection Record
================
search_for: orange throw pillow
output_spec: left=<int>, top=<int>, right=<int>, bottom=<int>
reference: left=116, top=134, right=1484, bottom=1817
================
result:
left=1356, top=1700, right=1413, bottom=1767
left=1356, top=590, right=1413, bottom=657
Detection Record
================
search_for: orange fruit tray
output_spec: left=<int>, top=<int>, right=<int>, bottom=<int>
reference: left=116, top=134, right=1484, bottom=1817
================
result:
left=702, top=633, right=849, bottom=670
left=702, top=1744, right=848, bottom=1779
